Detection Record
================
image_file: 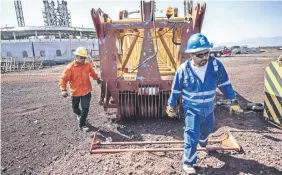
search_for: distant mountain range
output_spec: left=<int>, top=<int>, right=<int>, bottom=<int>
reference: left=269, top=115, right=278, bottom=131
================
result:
left=217, top=36, right=282, bottom=47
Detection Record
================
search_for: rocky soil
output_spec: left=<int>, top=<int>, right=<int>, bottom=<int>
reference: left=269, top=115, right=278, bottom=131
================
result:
left=1, top=50, right=282, bottom=175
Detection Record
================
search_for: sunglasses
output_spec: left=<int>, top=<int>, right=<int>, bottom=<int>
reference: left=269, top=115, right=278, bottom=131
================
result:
left=79, top=56, right=87, bottom=60
left=193, top=51, right=209, bottom=58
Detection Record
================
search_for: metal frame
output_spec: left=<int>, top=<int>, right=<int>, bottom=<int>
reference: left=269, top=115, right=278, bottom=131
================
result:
left=263, top=56, right=282, bottom=129
left=90, top=131, right=242, bottom=154
left=89, top=1, right=243, bottom=155
left=91, top=0, right=207, bottom=120
left=42, top=0, right=72, bottom=27
left=14, top=0, right=25, bottom=27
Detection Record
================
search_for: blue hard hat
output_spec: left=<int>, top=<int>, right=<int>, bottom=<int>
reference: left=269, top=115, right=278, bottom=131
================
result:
left=184, top=33, right=211, bottom=53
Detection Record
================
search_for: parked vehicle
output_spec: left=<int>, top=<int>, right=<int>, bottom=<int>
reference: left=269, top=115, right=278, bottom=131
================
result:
left=231, top=46, right=261, bottom=54
left=237, top=46, right=261, bottom=54
left=245, top=48, right=261, bottom=54
left=240, top=46, right=249, bottom=54
left=209, top=46, right=231, bottom=57
left=230, top=45, right=240, bottom=51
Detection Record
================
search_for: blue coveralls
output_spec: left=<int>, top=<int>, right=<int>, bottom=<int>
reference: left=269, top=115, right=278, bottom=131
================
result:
left=167, top=56, right=236, bottom=165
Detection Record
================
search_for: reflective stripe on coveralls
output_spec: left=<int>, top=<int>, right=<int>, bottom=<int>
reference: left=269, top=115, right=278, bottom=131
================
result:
left=183, top=111, right=214, bottom=164
left=167, top=56, right=236, bottom=165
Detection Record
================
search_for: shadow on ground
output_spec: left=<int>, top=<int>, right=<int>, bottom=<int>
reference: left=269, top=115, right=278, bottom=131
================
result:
left=197, top=152, right=282, bottom=175
left=99, top=90, right=279, bottom=143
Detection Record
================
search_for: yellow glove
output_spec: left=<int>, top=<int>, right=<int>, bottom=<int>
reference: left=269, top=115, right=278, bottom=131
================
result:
left=166, top=106, right=177, bottom=118
left=230, top=99, right=242, bottom=115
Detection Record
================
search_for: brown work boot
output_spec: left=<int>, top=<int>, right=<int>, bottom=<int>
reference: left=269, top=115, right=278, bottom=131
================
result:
left=183, top=164, right=196, bottom=174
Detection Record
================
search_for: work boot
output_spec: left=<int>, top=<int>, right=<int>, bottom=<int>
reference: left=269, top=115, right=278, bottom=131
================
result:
left=80, top=125, right=90, bottom=132
left=76, top=115, right=80, bottom=121
left=183, top=164, right=196, bottom=174
left=79, top=118, right=89, bottom=132
left=77, top=115, right=90, bottom=125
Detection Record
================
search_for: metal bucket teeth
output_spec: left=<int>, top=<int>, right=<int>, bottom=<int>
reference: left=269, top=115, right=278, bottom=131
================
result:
left=118, top=86, right=175, bottom=119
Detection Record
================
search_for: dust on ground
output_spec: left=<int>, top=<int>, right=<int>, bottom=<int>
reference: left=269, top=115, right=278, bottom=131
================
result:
left=1, top=49, right=282, bottom=175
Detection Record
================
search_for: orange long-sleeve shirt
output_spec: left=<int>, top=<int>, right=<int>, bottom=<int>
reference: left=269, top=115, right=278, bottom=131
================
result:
left=59, top=60, right=99, bottom=97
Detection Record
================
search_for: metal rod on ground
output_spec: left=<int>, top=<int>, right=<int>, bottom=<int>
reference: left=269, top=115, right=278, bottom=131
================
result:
left=94, top=138, right=224, bottom=146
left=90, top=146, right=240, bottom=154
left=90, top=132, right=242, bottom=154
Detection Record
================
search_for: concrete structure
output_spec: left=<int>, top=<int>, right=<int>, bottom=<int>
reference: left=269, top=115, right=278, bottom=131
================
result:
left=1, top=39, right=98, bottom=63
left=1, top=26, right=98, bottom=63
left=1, top=26, right=96, bottom=40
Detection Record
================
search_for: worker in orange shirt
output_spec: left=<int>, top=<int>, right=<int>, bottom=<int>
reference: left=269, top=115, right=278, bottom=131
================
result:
left=59, top=47, right=102, bottom=132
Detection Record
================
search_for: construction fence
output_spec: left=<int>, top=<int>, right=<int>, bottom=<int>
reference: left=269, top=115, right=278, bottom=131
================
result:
left=0, top=56, right=53, bottom=73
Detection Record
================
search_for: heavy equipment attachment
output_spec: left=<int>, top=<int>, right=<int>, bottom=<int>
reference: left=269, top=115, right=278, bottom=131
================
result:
left=263, top=54, right=282, bottom=129
left=91, top=0, right=207, bottom=120
left=90, top=131, right=242, bottom=154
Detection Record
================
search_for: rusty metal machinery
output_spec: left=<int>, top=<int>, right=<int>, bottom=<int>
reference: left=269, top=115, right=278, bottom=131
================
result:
left=91, top=0, right=207, bottom=120
left=90, top=131, right=242, bottom=154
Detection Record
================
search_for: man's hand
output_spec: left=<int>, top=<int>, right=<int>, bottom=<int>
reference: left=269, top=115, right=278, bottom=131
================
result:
left=96, top=78, right=103, bottom=85
left=166, top=106, right=177, bottom=118
left=61, top=90, right=68, bottom=98
left=230, top=99, right=242, bottom=115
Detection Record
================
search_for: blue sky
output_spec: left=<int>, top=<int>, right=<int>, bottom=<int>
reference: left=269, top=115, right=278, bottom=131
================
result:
left=1, top=0, right=281, bottom=44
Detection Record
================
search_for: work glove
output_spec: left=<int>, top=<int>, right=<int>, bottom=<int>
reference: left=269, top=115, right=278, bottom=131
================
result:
left=61, top=90, right=68, bottom=98
left=96, top=78, right=103, bottom=85
left=166, top=106, right=177, bottom=118
left=230, top=99, right=242, bottom=115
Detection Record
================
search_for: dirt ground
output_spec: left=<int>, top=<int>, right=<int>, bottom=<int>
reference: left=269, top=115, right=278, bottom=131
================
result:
left=1, top=49, right=282, bottom=175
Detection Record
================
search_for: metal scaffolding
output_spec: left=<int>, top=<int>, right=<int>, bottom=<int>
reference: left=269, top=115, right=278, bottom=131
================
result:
left=42, top=0, right=72, bottom=27
left=183, top=0, right=193, bottom=15
left=57, top=0, right=72, bottom=27
left=14, top=0, right=25, bottom=27
left=42, top=0, right=57, bottom=26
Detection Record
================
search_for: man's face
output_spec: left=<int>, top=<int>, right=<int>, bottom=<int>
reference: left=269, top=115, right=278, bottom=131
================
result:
left=76, top=56, right=87, bottom=64
left=191, top=49, right=210, bottom=66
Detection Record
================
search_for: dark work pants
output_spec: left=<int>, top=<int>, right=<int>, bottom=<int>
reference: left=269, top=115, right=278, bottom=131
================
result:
left=71, top=92, right=91, bottom=127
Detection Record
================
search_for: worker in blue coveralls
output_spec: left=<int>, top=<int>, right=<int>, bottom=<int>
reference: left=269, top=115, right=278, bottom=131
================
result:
left=166, top=33, right=241, bottom=174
